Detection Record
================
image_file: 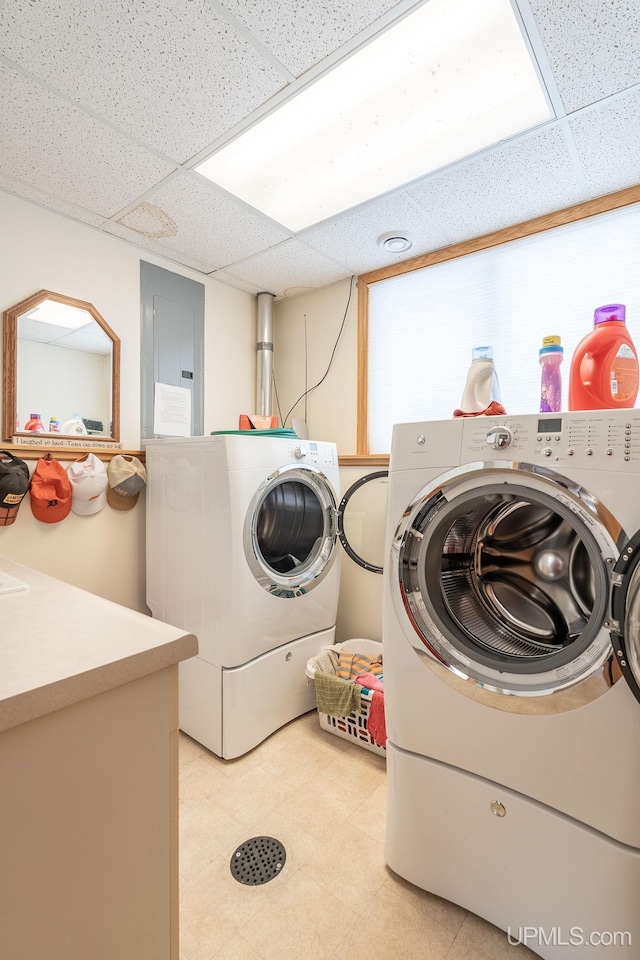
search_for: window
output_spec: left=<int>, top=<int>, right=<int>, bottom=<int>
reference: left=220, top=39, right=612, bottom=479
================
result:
left=358, top=186, right=640, bottom=455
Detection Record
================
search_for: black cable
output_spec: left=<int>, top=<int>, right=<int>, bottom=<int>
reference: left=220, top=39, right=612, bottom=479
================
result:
left=303, top=313, right=308, bottom=424
left=272, top=370, right=284, bottom=426
left=282, top=275, right=355, bottom=427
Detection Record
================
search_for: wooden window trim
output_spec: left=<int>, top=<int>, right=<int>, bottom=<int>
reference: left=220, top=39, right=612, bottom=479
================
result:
left=356, top=183, right=640, bottom=456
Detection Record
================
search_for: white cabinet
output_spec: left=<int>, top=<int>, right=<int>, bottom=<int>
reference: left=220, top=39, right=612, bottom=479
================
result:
left=0, top=559, right=197, bottom=960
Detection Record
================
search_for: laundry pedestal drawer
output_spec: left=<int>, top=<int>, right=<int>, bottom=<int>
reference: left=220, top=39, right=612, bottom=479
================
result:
left=385, top=742, right=640, bottom=960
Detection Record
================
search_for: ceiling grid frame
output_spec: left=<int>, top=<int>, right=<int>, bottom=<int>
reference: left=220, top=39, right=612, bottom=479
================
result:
left=0, top=0, right=637, bottom=299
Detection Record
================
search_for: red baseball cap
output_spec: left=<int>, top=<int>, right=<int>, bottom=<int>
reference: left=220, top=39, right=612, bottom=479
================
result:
left=30, top=456, right=72, bottom=523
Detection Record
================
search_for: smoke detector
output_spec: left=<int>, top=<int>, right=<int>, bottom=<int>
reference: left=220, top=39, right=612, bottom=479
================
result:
left=379, top=232, right=413, bottom=253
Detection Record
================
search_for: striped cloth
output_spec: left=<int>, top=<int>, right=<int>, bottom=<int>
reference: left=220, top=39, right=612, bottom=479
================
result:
left=335, top=650, right=383, bottom=680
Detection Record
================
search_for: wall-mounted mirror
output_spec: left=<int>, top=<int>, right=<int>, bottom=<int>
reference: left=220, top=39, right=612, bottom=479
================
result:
left=3, top=290, right=120, bottom=443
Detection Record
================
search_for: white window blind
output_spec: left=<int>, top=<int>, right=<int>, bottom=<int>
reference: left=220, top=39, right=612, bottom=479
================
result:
left=367, top=202, right=640, bottom=454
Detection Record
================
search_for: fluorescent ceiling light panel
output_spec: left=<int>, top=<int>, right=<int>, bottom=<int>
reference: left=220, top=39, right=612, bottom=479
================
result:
left=24, top=301, right=93, bottom=331
left=195, top=0, right=552, bottom=232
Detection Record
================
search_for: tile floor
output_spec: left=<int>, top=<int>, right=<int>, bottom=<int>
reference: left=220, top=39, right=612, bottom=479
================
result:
left=179, top=712, right=538, bottom=960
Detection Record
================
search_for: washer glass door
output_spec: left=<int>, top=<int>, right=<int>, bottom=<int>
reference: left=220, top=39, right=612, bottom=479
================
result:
left=244, top=463, right=338, bottom=597
left=337, top=470, right=388, bottom=574
left=391, top=461, right=625, bottom=710
left=610, top=532, right=640, bottom=704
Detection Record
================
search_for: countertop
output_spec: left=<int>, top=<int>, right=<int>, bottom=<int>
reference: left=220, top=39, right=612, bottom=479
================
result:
left=0, top=557, right=197, bottom=733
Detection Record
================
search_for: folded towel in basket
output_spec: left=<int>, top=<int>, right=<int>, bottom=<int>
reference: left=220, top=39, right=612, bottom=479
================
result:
left=314, top=670, right=363, bottom=717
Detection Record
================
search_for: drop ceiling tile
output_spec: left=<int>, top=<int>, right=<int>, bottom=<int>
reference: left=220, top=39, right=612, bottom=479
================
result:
left=217, top=0, right=403, bottom=77
left=55, top=328, right=111, bottom=353
left=103, top=221, right=219, bottom=274
left=529, top=0, right=640, bottom=112
left=406, top=126, right=586, bottom=244
left=103, top=171, right=292, bottom=270
left=300, top=194, right=452, bottom=275
left=14, top=317, right=59, bottom=344
left=209, top=270, right=265, bottom=296
left=0, top=0, right=287, bottom=163
left=0, top=175, right=106, bottom=227
left=0, top=62, right=176, bottom=217
left=569, top=88, right=640, bottom=197
left=221, top=240, right=353, bottom=299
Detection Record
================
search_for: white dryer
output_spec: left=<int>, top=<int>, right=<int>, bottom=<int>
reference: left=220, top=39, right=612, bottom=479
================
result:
left=146, top=432, right=341, bottom=759
left=383, top=411, right=640, bottom=959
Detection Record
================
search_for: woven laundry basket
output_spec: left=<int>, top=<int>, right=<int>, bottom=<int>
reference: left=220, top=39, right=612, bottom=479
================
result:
left=306, top=638, right=386, bottom=758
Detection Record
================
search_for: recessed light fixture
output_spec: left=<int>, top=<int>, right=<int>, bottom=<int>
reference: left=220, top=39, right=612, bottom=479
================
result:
left=195, top=0, right=552, bottom=232
left=379, top=233, right=413, bottom=253
left=24, top=301, right=93, bottom=331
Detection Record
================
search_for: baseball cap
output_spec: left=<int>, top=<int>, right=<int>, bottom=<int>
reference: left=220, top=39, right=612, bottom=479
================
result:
left=107, top=455, right=147, bottom=511
left=66, top=453, right=108, bottom=516
left=30, top=455, right=72, bottom=523
left=0, top=451, right=30, bottom=526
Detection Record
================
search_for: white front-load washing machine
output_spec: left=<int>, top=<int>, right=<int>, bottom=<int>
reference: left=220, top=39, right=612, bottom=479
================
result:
left=145, top=432, right=341, bottom=759
left=383, top=411, right=640, bottom=959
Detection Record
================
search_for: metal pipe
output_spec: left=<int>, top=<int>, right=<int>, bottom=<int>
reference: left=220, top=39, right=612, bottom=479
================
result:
left=256, top=291, right=275, bottom=416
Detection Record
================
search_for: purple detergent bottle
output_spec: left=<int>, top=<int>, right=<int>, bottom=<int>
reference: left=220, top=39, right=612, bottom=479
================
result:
left=539, top=336, right=563, bottom=413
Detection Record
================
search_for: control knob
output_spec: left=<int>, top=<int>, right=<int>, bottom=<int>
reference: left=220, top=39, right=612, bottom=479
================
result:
left=485, top=425, right=513, bottom=450
left=293, top=445, right=307, bottom=459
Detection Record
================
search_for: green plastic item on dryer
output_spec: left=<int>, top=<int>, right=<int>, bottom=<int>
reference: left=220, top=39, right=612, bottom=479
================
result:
left=210, top=428, right=300, bottom=438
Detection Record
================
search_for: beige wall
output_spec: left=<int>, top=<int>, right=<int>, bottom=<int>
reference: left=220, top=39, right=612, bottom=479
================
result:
left=19, top=339, right=111, bottom=434
left=1, top=192, right=385, bottom=638
left=272, top=279, right=358, bottom=451
left=274, top=280, right=387, bottom=643
left=0, top=190, right=256, bottom=611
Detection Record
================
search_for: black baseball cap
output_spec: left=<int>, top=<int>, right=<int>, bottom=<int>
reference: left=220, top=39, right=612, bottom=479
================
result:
left=0, top=451, right=30, bottom=526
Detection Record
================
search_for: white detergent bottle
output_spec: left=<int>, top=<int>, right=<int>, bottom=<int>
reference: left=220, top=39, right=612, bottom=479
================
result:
left=459, top=346, right=501, bottom=413
left=62, top=413, right=88, bottom=436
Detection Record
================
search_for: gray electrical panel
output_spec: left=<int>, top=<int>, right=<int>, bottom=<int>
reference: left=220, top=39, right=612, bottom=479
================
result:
left=140, top=261, right=204, bottom=439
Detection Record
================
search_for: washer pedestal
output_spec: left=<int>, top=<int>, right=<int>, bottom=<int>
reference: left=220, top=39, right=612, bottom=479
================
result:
left=179, top=626, right=335, bottom=759
left=385, top=742, right=640, bottom=959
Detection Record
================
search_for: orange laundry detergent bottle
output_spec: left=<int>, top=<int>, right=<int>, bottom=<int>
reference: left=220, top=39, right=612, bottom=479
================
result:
left=568, top=304, right=639, bottom=411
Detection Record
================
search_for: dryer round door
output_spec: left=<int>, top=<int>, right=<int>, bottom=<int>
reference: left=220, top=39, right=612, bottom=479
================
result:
left=390, top=460, right=627, bottom=713
left=244, top=463, right=338, bottom=597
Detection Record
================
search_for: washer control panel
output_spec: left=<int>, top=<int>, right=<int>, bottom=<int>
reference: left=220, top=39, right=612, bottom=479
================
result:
left=462, top=411, right=640, bottom=470
left=296, top=439, right=338, bottom=468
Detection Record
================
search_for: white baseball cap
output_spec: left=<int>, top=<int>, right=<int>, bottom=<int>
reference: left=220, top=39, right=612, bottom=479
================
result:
left=66, top=453, right=108, bottom=516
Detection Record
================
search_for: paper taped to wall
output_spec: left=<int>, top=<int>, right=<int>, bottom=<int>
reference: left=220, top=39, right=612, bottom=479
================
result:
left=154, top=382, right=191, bottom=437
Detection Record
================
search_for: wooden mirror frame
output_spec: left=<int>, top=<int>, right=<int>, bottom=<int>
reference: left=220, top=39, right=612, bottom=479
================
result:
left=2, top=289, right=121, bottom=444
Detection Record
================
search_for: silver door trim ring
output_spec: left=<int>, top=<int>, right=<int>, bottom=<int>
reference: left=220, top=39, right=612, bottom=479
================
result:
left=390, top=460, right=626, bottom=713
left=244, top=463, right=338, bottom=597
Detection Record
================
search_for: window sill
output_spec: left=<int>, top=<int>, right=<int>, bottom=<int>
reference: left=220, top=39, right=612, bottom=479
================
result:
left=338, top=454, right=389, bottom=466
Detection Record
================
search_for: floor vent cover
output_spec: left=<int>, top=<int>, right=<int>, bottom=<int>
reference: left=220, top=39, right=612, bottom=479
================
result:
left=230, top=836, right=286, bottom=885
